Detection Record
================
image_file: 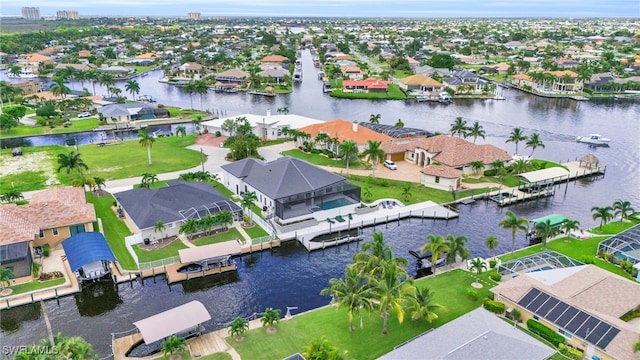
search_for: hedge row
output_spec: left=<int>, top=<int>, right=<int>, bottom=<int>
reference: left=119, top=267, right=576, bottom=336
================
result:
left=483, top=299, right=505, bottom=314
left=526, top=319, right=566, bottom=347
left=558, top=344, right=583, bottom=360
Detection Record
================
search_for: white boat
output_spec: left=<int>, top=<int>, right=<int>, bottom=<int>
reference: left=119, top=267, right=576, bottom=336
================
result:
left=576, top=134, right=611, bottom=146
left=7, top=68, right=38, bottom=79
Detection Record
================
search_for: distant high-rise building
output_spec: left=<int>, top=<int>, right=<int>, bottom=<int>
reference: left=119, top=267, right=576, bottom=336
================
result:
left=188, top=12, right=201, bottom=20
left=21, top=7, right=40, bottom=20
left=56, top=10, right=79, bottom=20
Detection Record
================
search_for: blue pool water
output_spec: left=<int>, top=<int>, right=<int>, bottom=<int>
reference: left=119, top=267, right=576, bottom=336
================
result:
left=320, top=198, right=351, bottom=210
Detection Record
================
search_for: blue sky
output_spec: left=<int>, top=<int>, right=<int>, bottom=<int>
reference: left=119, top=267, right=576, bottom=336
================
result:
left=2, top=0, right=639, bottom=17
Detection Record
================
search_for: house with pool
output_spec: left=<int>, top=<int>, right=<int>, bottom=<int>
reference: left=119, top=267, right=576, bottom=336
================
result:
left=221, top=157, right=361, bottom=224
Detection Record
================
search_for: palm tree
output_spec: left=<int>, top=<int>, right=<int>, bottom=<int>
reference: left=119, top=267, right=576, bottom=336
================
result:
left=363, top=187, right=372, bottom=202
left=401, top=183, right=412, bottom=202
left=0, top=266, right=13, bottom=292
left=470, top=160, right=484, bottom=175
left=183, top=80, right=196, bottom=109
left=277, top=106, right=290, bottom=115
left=445, top=234, right=468, bottom=266
left=394, top=119, right=404, bottom=128
left=506, top=128, right=528, bottom=155
left=525, top=133, right=545, bottom=157
left=362, top=140, right=385, bottom=178
left=192, top=115, right=203, bottom=135
left=98, top=73, right=115, bottom=97
left=369, top=113, right=381, bottom=124
left=535, top=219, right=554, bottom=249
left=193, top=80, right=208, bottom=111
left=85, top=69, right=99, bottom=96
left=125, top=79, right=140, bottom=100
left=8, top=65, right=21, bottom=77
left=138, top=129, right=155, bottom=166
left=92, top=176, right=106, bottom=193
left=339, top=140, right=359, bottom=176
left=140, top=173, right=158, bottom=188
left=154, top=220, right=166, bottom=240
left=353, top=232, right=407, bottom=278
left=1, top=189, right=24, bottom=204
left=499, top=210, right=529, bottom=253
left=215, top=210, right=234, bottom=230
left=561, top=219, right=581, bottom=240
left=229, top=317, right=249, bottom=341
left=320, top=265, right=373, bottom=332
left=469, top=258, right=487, bottom=285
left=241, top=191, right=258, bottom=225
left=179, top=218, right=199, bottom=239
left=261, top=308, right=281, bottom=332
left=199, top=214, right=216, bottom=235
left=50, top=76, right=71, bottom=99
left=303, top=337, right=349, bottom=360
left=613, top=199, right=635, bottom=223
left=421, top=234, right=449, bottom=276
left=161, top=335, right=186, bottom=358
left=467, top=121, right=486, bottom=143
left=450, top=117, right=468, bottom=137
left=57, top=151, right=89, bottom=176
left=484, top=235, right=499, bottom=259
left=371, top=261, right=415, bottom=334
left=591, top=206, right=613, bottom=232
left=175, top=125, right=187, bottom=140
left=509, top=158, right=534, bottom=174
left=407, top=286, right=442, bottom=323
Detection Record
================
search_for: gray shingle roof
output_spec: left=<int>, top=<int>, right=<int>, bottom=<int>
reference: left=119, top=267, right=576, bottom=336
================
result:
left=114, top=180, right=241, bottom=229
left=222, top=157, right=346, bottom=200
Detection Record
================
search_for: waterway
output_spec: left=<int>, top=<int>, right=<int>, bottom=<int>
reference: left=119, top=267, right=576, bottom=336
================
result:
left=1, top=49, right=639, bottom=357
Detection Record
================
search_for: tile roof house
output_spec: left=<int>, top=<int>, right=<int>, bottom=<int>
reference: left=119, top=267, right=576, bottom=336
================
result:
left=379, top=308, right=555, bottom=360
left=215, top=68, right=249, bottom=86
left=342, top=78, right=387, bottom=93
left=398, top=74, right=444, bottom=93
left=339, top=66, right=364, bottom=80
left=298, top=119, right=392, bottom=151
left=17, top=53, right=55, bottom=74
left=221, top=157, right=360, bottom=222
left=260, top=54, right=289, bottom=64
left=492, top=265, right=640, bottom=360
left=443, top=70, right=487, bottom=94
left=0, top=187, right=97, bottom=279
left=179, top=62, right=204, bottom=79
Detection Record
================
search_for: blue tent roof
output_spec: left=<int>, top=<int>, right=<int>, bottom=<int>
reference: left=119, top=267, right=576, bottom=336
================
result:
left=62, top=232, right=116, bottom=272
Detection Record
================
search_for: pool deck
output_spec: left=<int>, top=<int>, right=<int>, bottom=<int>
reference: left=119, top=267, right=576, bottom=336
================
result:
left=278, top=199, right=458, bottom=251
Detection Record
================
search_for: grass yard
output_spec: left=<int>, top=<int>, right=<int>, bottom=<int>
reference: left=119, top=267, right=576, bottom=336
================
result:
left=329, top=83, right=407, bottom=100
left=345, top=174, right=493, bottom=205
left=132, top=239, right=188, bottom=263
left=50, top=118, right=99, bottom=133
left=281, top=149, right=371, bottom=170
left=167, top=107, right=208, bottom=118
left=229, top=269, right=495, bottom=360
left=1, top=278, right=66, bottom=297
left=0, top=170, right=48, bottom=192
left=133, top=180, right=169, bottom=189
left=209, top=181, right=235, bottom=198
left=0, top=124, right=44, bottom=137
left=243, top=225, right=269, bottom=239
left=86, top=192, right=137, bottom=270
left=192, top=227, right=244, bottom=247
left=590, top=220, right=639, bottom=235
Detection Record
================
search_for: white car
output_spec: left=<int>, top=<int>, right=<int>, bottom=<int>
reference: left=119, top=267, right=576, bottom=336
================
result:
left=383, top=160, right=397, bottom=170
left=77, top=112, right=92, bottom=118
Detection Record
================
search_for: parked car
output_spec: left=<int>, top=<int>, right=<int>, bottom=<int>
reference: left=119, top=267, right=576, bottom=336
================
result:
left=77, top=112, right=92, bottom=118
left=383, top=160, right=397, bottom=170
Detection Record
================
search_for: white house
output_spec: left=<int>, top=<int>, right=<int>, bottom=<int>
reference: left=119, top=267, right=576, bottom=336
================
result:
left=201, top=111, right=324, bottom=140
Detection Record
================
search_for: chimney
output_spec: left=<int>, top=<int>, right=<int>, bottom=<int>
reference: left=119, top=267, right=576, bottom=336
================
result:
left=352, top=121, right=358, bottom=132
left=266, top=109, right=271, bottom=117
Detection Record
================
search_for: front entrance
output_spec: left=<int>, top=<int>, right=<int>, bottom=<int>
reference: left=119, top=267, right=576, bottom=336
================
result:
left=69, top=224, right=86, bottom=236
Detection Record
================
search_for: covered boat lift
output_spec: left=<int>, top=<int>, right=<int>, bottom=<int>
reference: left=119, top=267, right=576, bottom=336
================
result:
left=179, top=240, right=241, bottom=266
left=133, top=300, right=211, bottom=344
left=517, top=167, right=570, bottom=193
left=61, top=232, right=116, bottom=281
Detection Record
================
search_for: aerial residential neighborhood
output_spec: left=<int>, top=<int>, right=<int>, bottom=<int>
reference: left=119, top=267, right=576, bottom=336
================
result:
left=0, top=2, right=639, bottom=360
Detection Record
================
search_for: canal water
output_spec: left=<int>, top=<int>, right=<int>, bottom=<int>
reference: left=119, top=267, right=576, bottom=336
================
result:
left=1, top=50, right=639, bottom=357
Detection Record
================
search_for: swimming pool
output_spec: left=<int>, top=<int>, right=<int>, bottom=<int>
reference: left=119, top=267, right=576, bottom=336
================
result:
left=320, top=198, right=352, bottom=210
left=529, top=266, right=553, bottom=273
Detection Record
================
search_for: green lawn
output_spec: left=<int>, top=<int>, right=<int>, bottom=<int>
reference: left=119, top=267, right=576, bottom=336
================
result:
left=329, top=83, right=407, bottom=100
left=50, top=118, right=99, bottom=133
left=209, top=181, right=235, bottom=198
left=0, top=125, right=44, bottom=137
left=86, top=192, right=137, bottom=270
left=133, top=180, right=169, bottom=189
left=166, top=108, right=208, bottom=118
left=229, top=269, right=495, bottom=360
left=0, top=171, right=48, bottom=192
left=132, top=240, right=188, bottom=263
left=462, top=176, right=501, bottom=184
left=243, top=225, right=269, bottom=239
left=345, top=174, right=494, bottom=205
left=1, top=278, right=65, bottom=297
left=590, top=220, right=638, bottom=235
left=192, top=228, right=244, bottom=246
left=281, top=149, right=371, bottom=170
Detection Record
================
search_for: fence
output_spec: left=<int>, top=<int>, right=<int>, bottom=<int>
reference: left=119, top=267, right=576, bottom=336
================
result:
left=251, top=235, right=275, bottom=245
left=138, top=256, right=181, bottom=271
left=246, top=208, right=277, bottom=237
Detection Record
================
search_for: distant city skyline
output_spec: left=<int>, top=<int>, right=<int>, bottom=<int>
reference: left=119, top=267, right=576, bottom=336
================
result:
left=1, top=0, right=639, bottom=18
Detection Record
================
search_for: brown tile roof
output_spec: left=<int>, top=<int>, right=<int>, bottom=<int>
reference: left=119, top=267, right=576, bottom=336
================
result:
left=0, top=204, right=40, bottom=245
left=27, top=53, right=54, bottom=62
left=382, top=135, right=511, bottom=167
left=135, top=52, right=157, bottom=59
left=399, top=74, right=442, bottom=87
left=298, top=119, right=392, bottom=146
left=421, top=165, right=463, bottom=178
left=513, top=73, right=532, bottom=81
left=260, top=55, right=288, bottom=63
left=547, top=70, right=578, bottom=78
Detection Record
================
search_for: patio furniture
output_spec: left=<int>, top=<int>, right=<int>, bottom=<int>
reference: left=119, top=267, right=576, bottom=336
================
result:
left=336, top=215, right=345, bottom=222
left=348, top=213, right=353, bottom=220
left=327, top=218, right=335, bottom=224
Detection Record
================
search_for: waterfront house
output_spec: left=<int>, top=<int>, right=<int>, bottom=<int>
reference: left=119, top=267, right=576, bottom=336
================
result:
left=341, top=78, right=387, bottom=93
left=99, top=65, right=133, bottom=79
left=443, top=70, right=487, bottom=94
left=215, top=68, right=249, bottom=86
left=54, top=63, right=98, bottom=73
left=492, top=265, right=640, bottom=360
left=179, top=62, right=204, bottom=79
left=17, top=53, right=55, bottom=74
left=114, top=180, right=243, bottom=242
left=339, top=66, right=365, bottom=80
left=202, top=112, right=323, bottom=141
left=258, top=65, right=289, bottom=83
left=546, top=70, right=583, bottom=93
left=221, top=157, right=361, bottom=222
left=260, top=54, right=289, bottom=64
left=398, top=74, right=444, bottom=94
left=0, top=187, right=96, bottom=282
left=97, top=102, right=169, bottom=127
left=298, top=119, right=392, bottom=152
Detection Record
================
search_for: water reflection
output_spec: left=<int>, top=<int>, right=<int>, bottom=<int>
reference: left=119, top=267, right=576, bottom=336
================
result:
left=74, top=280, right=122, bottom=317
left=0, top=303, right=40, bottom=332
left=180, top=271, right=239, bottom=293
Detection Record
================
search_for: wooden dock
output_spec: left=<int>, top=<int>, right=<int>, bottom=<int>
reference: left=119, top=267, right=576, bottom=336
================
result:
left=112, top=332, right=144, bottom=360
left=165, top=264, right=237, bottom=284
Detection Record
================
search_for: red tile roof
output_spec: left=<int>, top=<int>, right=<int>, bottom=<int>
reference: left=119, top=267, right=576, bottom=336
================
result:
left=421, top=165, right=463, bottom=178
left=298, top=119, right=392, bottom=146
left=342, top=78, right=388, bottom=90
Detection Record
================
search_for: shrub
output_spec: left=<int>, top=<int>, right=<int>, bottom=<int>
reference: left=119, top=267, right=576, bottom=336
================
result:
left=157, top=103, right=165, bottom=108
left=558, top=344, right=583, bottom=360
left=579, top=256, right=595, bottom=264
left=214, top=131, right=221, bottom=137
left=466, top=287, right=480, bottom=301
left=39, top=271, right=63, bottom=281
left=488, top=259, right=497, bottom=269
left=490, top=272, right=502, bottom=282
left=32, top=263, right=41, bottom=278
left=511, top=308, right=522, bottom=323
left=42, top=244, right=50, bottom=257
left=379, top=179, right=389, bottom=187
left=526, top=319, right=566, bottom=347
left=483, top=169, right=496, bottom=176
left=483, top=299, right=505, bottom=314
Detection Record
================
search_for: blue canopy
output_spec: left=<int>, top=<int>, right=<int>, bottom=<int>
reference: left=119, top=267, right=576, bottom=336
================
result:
left=62, top=232, right=116, bottom=272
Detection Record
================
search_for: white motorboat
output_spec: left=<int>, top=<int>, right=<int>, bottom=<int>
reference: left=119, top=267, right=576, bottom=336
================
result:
left=7, top=68, right=38, bottom=78
left=576, top=134, right=611, bottom=146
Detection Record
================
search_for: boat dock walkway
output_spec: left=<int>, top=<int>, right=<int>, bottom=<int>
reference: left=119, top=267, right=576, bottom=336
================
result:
left=278, top=200, right=458, bottom=251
